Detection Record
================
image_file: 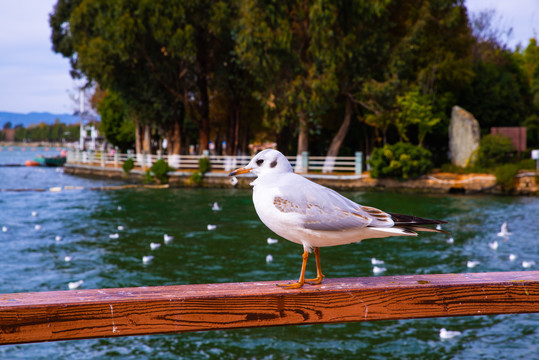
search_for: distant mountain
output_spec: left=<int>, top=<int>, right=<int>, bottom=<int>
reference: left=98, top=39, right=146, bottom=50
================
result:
left=0, top=111, right=85, bottom=129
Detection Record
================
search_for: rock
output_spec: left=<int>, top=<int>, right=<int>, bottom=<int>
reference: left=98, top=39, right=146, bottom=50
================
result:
left=449, top=106, right=480, bottom=167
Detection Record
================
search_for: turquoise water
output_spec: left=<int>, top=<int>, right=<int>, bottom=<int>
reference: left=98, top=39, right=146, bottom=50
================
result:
left=0, top=147, right=538, bottom=359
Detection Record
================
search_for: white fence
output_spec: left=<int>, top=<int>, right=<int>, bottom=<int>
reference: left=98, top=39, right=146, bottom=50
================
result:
left=67, top=150, right=363, bottom=174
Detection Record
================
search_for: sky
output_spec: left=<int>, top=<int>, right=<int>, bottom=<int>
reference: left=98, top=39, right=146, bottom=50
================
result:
left=0, top=0, right=537, bottom=115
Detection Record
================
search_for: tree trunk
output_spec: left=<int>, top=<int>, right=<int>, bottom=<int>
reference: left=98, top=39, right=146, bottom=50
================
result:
left=323, top=97, right=353, bottom=173
left=135, top=117, right=141, bottom=155
left=143, top=124, right=151, bottom=153
left=296, top=115, right=309, bottom=172
left=171, top=118, right=181, bottom=155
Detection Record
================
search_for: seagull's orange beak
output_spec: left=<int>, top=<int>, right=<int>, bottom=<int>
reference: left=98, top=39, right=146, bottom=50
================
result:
left=229, top=166, right=252, bottom=176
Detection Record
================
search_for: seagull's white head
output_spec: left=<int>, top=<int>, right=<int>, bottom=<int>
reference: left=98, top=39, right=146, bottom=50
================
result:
left=229, top=149, right=293, bottom=177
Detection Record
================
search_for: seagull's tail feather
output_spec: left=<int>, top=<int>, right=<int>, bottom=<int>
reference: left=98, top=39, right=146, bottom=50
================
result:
left=380, top=213, right=450, bottom=235
left=402, top=225, right=450, bottom=234
left=388, top=212, right=447, bottom=226
left=368, top=226, right=418, bottom=237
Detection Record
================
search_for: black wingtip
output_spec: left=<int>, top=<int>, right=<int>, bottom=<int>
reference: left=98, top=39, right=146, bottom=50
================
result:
left=388, top=212, right=447, bottom=226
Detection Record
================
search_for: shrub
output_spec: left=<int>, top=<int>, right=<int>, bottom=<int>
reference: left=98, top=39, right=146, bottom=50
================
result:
left=198, top=156, right=211, bottom=173
left=475, top=134, right=516, bottom=168
left=150, top=159, right=174, bottom=184
left=494, top=163, right=519, bottom=191
left=190, top=156, right=211, bottom=186
left=122, top=157, right=135, bottom=174
left=369, top=142, right=433, bottom=180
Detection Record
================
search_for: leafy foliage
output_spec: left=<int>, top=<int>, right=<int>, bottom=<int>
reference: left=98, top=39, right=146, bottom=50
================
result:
left=475, top=134, right=516, bottom=168
left=97, top=91, right=135, bottom=152
left=369, top=142, right=433, bottom=180
left=150, top=159, right=174, bottom=184
left=190, top=156, right=211, bottom=186
left=13, top=120, right=80, bottom=142
left=122, top=157, right=135, bottom=174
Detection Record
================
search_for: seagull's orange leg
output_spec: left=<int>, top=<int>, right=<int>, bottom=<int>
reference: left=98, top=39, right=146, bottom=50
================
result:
left=305, top=247, right=325, bottom=285
left=277, top=250, right=309, bottom=289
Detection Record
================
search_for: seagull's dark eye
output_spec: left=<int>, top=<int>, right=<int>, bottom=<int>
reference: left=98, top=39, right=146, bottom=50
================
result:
left=256, top=159, right=264, bottom=166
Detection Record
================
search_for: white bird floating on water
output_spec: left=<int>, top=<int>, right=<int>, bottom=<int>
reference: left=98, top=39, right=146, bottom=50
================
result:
left=64, top=256, right=72, bottom=262
left=267, top=237, right=279, bottom=245
left=150, top=242, right=161, bottom=250
left=207, top=224, right=217, bottom=231
left=34, top=225, right=42, bottom=230
left=117, top=225, right=124, bottom=231
left=2, top=226, right=7, bottom=232
left=372, top=266, right=387, bottom=274
left=522, top=260, right=536, bottom=268
left=211, top=202, right=222, bottom=211
left=142, top=255, right=154, bottom=264
left=55, top=236, right=62, bottom=242
left=446, top=237, right=454, bottom=244
left=488, top=240, right=498, bottom=250
left=497, top=222, right=512, bottom=238
left=109, top=233, right=119, bottom=239
left=439, top=328, right=461, bottom=340
left=371, top=258, right=385, bottom=265
left=117, top=206, right=123, bottom=211
left=266, top=254, right=274, bottom=263
left=509, top=254, right=518, bottom=261
left=436, top=224, right=442, bottom=230
left=467, top=260, right=480, bottom=268
left=31, top=211, right=37, bottom=217
left=68, top=280, right=84, bottom=290
left=164, top=234, right=174, bottom=243
left=228, top=149, right=447, bottom=289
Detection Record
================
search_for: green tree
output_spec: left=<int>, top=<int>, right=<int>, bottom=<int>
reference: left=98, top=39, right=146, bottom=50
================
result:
left=396, top=88, right=440, bottom=145
left=236, top=0, right=340, bottom=156
left=97, top=91, right=135, bottom=152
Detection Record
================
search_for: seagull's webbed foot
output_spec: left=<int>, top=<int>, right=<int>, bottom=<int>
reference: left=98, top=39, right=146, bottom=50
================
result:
left=305, top=274, right=325, bottom=285
left=277, top=280, right=305, bottom=289
left=277, top=250, right=309, bottom=289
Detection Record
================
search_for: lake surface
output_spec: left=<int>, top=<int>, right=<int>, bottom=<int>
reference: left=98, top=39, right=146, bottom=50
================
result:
left=1, top=147, right=538, bottom=359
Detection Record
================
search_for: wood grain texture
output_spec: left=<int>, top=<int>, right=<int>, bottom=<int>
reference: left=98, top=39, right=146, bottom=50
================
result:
left=1, top=271, right=538, bottom=345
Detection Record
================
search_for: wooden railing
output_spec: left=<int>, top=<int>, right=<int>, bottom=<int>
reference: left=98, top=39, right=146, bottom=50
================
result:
left=1, top=271, right=537, bottom=345
left=66, top=150, right=363, bottom=174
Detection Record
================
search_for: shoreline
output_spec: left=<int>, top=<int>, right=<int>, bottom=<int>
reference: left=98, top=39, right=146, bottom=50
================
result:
left=63, top=163, right=539, bottom=196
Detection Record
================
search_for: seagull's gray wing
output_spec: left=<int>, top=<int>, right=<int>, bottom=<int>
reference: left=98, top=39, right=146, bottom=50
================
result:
left=273, top=175, right=394, bottom=231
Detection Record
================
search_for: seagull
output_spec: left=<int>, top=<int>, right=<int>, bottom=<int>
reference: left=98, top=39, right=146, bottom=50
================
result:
left=31, top=211, right=37, bottom=217
left=150, top=242, right=161, bottom=250
left=55, top=236, right=62, bottom=242
left=439, top=328, right=461, bottom=340
left=372, top=266, right=387, bottom=274
left=267, top=237, right=279, bottom=244
left=68, top=280, right=84, bottom=290
left=34, top=225, right=42, bottom=230
left=497, top=222, right=511, bottom=238
left=488, top=240, right=498, bottom=250
left=64, top=256, right=72, bottom=262
left=446, top=237, right=454, bottom=244
left=229, top=149, right=447, bottom=289
left=207, top=224, right=217, bottom=231
left=522, top=260, right=536, bottom=268
left=467, top=260, right=480, bottom=268
left=266, top=254, right=274, bottom=263
left=164, top=234, right=174, bottom=243
left=117, top=225, right=124, bottom=231
left=509, top=254, right=518, bottom=261
left=212, top=202, right=222, bottom=211
left=109, top=233, right=119, bottom=239
left=142, top=255, right=154, bottom=264
left=2, top=226, right=7, bottom=232
left=371, top=258, right=385, bottom=265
